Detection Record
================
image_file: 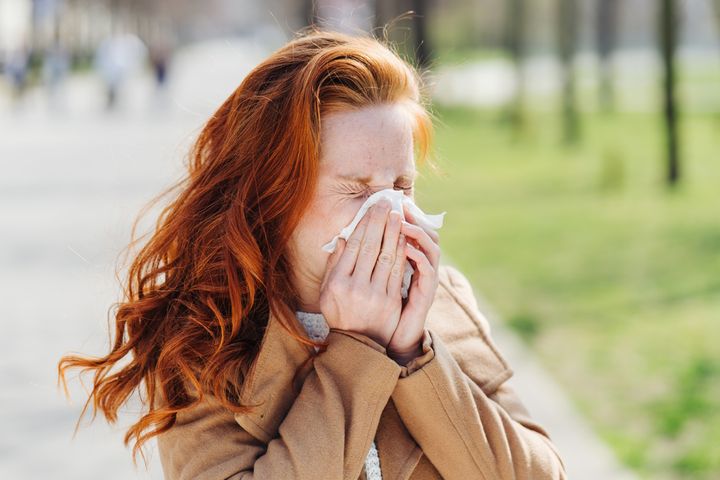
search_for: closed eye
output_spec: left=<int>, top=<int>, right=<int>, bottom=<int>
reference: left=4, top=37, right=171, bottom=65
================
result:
left=353, top=186, right=413, bottom=198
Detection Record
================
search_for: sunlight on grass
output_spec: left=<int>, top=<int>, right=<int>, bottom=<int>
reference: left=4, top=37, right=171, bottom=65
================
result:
left=417, top=106, right=720, bottom=479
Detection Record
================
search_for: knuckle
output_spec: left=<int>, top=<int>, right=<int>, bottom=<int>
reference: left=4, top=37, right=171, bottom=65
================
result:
left=390, top=264, right=404, bottom=277
left=346, top=237, right=361, bottom=251
left=361, top=241, right=377, bottom=255
left=377, top=250, right=394, bottom=265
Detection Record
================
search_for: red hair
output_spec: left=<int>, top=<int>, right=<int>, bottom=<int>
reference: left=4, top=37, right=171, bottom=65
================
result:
left=57, top=27, right=439, bottom=465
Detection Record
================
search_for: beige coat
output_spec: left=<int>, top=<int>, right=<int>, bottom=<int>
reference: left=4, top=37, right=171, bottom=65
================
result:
left=157, top=264, right=567, bottom=479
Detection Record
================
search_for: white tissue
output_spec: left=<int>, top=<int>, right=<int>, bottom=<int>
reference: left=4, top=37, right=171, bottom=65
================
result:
left=322, top=188, right=446, bottom=298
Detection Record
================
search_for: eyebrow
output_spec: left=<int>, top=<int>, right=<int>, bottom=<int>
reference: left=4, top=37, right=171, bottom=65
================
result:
left=337, top=172, right=417, bottom=184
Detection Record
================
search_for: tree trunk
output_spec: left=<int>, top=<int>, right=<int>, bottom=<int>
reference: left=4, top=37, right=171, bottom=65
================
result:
left=304, top=0, right=317, bottom=27
left=374, top=0, right=385, bottom=33
left=660, top=0, right=680, bottom=186
left=596, top=0, right=619, bottom=112
left=411, top=0, right=431, bottom=70
left=558, top=0, right=579, bottom=144
left=504, top=0, right=526, bottom=133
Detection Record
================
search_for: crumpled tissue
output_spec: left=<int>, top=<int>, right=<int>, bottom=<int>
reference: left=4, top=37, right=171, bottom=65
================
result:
left=321, top=188, right=446, bottom=298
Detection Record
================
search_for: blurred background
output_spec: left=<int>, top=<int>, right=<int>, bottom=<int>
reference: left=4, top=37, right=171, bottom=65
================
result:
left=1, top=0, right=718, bottom=479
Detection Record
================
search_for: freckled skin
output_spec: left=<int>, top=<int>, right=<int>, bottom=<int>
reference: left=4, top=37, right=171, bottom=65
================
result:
left=287, top=103, right=417, bottom=312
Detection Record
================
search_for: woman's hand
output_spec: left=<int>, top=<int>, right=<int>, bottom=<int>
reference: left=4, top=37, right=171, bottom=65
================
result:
left=386, top=203, right=441, bottom=364
left=319, top=198, right=408, bottom=348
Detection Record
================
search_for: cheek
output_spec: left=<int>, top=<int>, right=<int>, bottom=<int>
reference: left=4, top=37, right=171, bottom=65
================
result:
left=333, top=198, right=369, bottom=231
left=301, top=200, right=345, bottom=243
left=322, top=192, right=362, bottom=218
left=302, top=194, right=369, bottom=246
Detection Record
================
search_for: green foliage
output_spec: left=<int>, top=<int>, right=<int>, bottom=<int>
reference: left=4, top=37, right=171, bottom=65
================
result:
left=418, top=106, right=720, bottom=479
left=597, top=147, right=625, bottom=192
left=507, top=311, right=541, bottom=343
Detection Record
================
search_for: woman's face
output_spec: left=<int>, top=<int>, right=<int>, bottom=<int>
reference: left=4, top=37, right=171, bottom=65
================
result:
left=288, top=102, right=416, bottom=311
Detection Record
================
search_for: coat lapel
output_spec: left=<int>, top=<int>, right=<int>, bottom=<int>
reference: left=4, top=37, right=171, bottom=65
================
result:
left=233, top=307, right=316, bottom=443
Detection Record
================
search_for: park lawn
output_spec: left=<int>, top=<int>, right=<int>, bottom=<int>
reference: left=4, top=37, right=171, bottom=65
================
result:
left=416, top=106, right=720, bottom=479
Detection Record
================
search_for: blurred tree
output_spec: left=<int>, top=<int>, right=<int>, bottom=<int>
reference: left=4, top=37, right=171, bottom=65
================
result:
left=304, top=0, right=318, bottom=26
left=558, top=0, right=580, bottom=144
left=373, top=0, right=387, bottom=31
left=503, top=0, right=527, bottom=134
left=660, top=0, right=680, bottom=186
left=596, top=0, right=618, bottom=113
left=411, top=0, right=432, bottom=70
left=712, top=1, right=720, bottom=43
left=372, top=0, right=430, bottom=72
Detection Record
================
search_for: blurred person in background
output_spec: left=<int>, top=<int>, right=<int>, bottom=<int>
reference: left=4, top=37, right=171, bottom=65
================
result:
left=148, top=34, right=174, bottom=111
left=5, top=43, right=29, bottom=106
left=42, top=31, right=70, bottom=111
left=93, top=32, right=147, bottom=110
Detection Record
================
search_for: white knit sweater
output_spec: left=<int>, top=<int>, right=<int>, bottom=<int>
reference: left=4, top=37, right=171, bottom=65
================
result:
left=295, top=310, right=383, bottom=480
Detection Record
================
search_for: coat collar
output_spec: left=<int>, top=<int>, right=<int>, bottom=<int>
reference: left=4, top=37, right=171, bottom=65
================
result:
left=233, top=303, right=315, bottom=443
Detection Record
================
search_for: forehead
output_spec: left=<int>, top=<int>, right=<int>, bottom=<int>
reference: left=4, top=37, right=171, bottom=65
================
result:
left=318, top=103, right=416, bottom=182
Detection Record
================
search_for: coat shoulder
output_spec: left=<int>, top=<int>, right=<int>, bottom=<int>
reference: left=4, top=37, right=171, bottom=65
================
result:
left=430, top=264, right=514, bottom=395
left=436, top=264, right=490, bottom=335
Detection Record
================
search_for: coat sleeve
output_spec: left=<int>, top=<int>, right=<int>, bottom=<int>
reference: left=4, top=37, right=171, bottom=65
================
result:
left=390, top=265, right=568, bottom=480
left=157, top=329, right=402, bottom=480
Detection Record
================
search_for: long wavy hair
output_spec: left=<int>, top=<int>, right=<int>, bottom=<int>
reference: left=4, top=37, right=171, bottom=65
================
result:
left=57, top=27, right=440, bottom=465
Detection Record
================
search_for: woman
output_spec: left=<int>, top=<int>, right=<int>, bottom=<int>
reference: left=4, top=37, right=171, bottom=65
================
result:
left=57, top=29, right=567, bottom=479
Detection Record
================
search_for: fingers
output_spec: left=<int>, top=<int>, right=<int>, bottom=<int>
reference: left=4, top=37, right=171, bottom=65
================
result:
left=353, top=200, right=391, bottom=281
left=403, top=202, right=414, bottom=222
left=400, top=221, right=440, bottom=269
left=402, top=203, right=440, bottom=244
left=405, top=241, right=434, bottom=279
left=387, top=233, right=406, bottom=296
left=371, top=210, right=402, bottom=288
left=334, top=211, right=371, bottom=276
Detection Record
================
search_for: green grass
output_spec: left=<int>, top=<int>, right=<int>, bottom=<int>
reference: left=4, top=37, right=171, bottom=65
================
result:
left=417, top=106, right=720, bottom=479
